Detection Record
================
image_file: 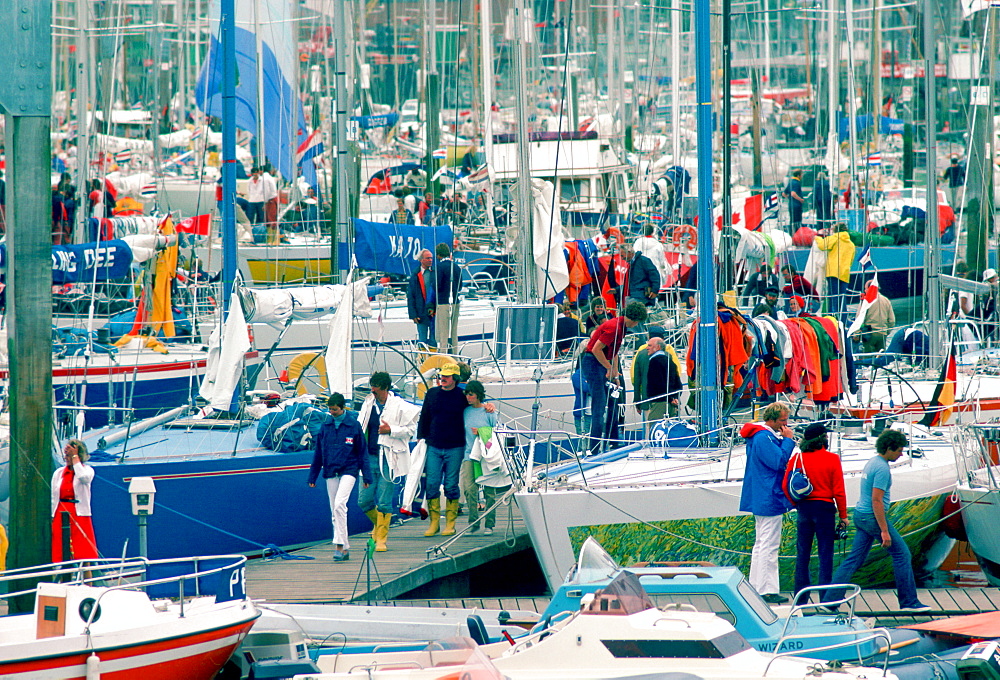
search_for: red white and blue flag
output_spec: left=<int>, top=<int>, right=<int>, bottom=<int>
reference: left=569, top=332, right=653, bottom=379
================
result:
left=432, top=148, right=447, bottom=160
left=190, top=126, right=204, bottom=141
left=847, top=273, right=880, bottom=337
left=295, top=129, right=324, bottom=165
left=115, top=149, right=133, bottom=164
left=866, top=152, right=882, bottom=166
left=857, top=244, right=873, bottom=269
left=764, top=193, right=779, bottom=211
left=140, top=183, right=157, bottom=197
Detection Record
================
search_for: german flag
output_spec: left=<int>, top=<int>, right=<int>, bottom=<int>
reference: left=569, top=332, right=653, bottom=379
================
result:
left=918, top=341, right=957, bottom=427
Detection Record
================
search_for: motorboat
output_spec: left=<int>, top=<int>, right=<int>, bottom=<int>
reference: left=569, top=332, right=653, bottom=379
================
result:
left=0, top=554, right=259, bottom=679
left=514, top=424, right=958, bottom=593
left=290, top=570, right=906, bottom=680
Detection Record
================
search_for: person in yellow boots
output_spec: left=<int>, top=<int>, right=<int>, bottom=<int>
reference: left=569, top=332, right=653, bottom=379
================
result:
left=357, top=372, right=421, bottom=551
left=813, top=222, right=856, bottom=322
left=417, top=363, right=494, bottom=536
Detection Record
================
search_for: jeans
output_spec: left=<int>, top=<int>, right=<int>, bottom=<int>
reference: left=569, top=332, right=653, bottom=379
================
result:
left=246, top=201, right=265, bottom=225
left=824, top=511, right=921, bottom=608
left=358, top=454, right=398, bottom=514
left=794, top=500, right=837, bottom=600
left=582, top=353, right=615, bottom=453
left=416, top=319, right=435, bottom=346
left=325, top=475, right=356, bottom=549
left=425, top=445, right=464, bottom=500
left=826, top=277, right=851, bottom=320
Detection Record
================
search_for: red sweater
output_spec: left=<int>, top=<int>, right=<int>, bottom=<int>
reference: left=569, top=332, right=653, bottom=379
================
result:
left=783, top=447, right=847, bottom=520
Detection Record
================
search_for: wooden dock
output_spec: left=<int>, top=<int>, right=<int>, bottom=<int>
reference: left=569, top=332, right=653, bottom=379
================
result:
left=245, top=503, right=1000, bottom=623
left=246, top=501, right=533, bottom=603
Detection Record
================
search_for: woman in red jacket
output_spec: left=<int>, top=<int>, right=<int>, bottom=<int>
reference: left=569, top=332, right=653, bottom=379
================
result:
left=784, top=423, right=848, bottom=604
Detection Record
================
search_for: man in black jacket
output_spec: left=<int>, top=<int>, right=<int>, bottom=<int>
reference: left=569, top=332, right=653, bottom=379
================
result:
left=621, top=242, right=661, bottom=307
left=406, top=249, right=436, bottom=347
left=434, top=243, right=463, bottom=353
left=645, top=337, right=682, bottom=419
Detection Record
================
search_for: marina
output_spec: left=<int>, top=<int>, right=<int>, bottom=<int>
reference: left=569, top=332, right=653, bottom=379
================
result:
left=2, top=0, right=1000, bottom=676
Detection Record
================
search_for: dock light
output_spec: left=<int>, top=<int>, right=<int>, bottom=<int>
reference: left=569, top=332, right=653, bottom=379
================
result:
left=128, top=477, right=156, bottom=558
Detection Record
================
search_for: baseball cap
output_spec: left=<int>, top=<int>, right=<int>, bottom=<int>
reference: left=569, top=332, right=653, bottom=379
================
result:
left=439, top=363, right=461, bottom=377
left=983, top=268, right=997, bottom=281
left=802, top=422, right=829, bottom=440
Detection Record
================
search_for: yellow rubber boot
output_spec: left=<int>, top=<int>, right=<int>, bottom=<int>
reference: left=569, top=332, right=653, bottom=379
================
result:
left=442, top=499, right=459, bottom=536
left=375, top=512, right=391, bottom=552
left=424, top=497, right=441, bottom=537
left=365, top=509, right=377, bottom=538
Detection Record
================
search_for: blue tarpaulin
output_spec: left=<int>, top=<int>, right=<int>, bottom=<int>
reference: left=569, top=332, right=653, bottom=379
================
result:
left=353, top=220, right=453, bottom=276
left=0, top=239, right=134, bottom=283
left=838, top=114, right=905, bottom=139
left=351, top=113, right=400, bottom=129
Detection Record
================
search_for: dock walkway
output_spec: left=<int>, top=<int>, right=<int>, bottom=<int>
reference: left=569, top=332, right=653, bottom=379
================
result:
left=246, top=501, right=532, bottom=603
left=246, top=503, right=1000, bottom=621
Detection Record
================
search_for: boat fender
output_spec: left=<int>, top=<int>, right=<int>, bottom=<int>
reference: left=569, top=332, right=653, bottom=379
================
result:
left=86, top=653, right=100, bottom=680
left=671, top=224, right=697, bottom=249
left=941, top=493, right=967, bottom=542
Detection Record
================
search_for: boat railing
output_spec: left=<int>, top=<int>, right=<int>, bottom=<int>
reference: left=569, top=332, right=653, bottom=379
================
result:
left=763, top=629, right=892, bottom=677
left=781, top=584, right=862, bottom=627
left=953, top=424, right=1000, bottom=489
left=0, top=554, right=249, bottom=619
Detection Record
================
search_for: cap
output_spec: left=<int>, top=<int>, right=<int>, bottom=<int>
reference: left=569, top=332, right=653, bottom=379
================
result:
left=984, top=268, right=998, bottom=281
left=438, top=363, right=461, bottom=377
left=802, top=422, right=829, bottom=440
left=647, top=326, right=666, bottom=340
left=764, top=286, right=779, bottom=295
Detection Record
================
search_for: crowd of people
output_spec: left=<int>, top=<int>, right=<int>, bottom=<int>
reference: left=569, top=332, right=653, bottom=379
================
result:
left=740, top=401, right=929, bottom=611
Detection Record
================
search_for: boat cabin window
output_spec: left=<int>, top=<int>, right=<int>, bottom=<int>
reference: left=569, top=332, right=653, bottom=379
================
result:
left=645, top=593, right=736, bottom=625
left=601, top=630, right=751, bottom=659
left=737, top=580, right=779, bottom=624
left=556, top=178, right=591, bottom=205
left=582, top=571, right=657, bottom=616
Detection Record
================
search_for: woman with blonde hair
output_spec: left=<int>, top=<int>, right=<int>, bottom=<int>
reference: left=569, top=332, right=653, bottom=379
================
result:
left=50, top=439, right=99, bottom=562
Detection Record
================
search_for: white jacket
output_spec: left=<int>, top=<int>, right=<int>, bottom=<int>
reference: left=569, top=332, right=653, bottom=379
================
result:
left=50, top=462, right=96, bottom=517
left=356, top=392, right=421, bottom=478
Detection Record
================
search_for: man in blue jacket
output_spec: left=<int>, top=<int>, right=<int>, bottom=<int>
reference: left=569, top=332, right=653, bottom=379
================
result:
left=308, top=393, right=372, bottom=561
left=739, top=401, right=796, bottom=603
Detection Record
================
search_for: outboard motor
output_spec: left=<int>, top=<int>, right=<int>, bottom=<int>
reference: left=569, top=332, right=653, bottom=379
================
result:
left=957, top=641, right=1000, bottom=680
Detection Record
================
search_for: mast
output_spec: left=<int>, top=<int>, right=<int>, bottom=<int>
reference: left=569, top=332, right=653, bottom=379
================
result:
left=75, top=0, right=91, bottom=243
left=923, top=0, right=941, bottom=362
left=252, top=0, right=266, bottom=168
left=719, top=0, right=733, bottom=294
left=513, top=0, right=534, bottom=303
left=221, top=0, right=237, bottom=311
left=333, top=0, right=351, bottom=283
left=670, top=0, right=681, bottom=165
left=694, top=0, right=719, bottom=438
left=965, top=8, right=996, bottom=275
left=827, top=0, right=839, bottom=180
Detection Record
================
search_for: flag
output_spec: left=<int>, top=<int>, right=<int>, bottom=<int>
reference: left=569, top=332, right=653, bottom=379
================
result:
left=743, top=193, right=763, bottom=232
left=463, top=163, right=491, bottom=187
left=918, top=341, right=957, bottom=427
left=764, top=193, right=779, bottom=211
left=857, top=244, right=872, bottom=269
left=866, top=152, right=882, bottom=166
left=295, top=129, right=324, bottom=165
left=847, top=273, right=880, bottom=338
left=195, top=0, right=308, bottom=182
left=176, top=214, right=211, bottom=236
left=432, top=148, right=447, bottom=159
left=115, top=149, right=133, bottom=164
left=140, top=183, right=158, bottom=197
left=190, top=126, right=204, bottom=141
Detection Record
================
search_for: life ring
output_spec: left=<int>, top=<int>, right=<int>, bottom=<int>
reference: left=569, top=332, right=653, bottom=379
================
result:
left=416, top=354, right=457, bottom=399
left=671, top=224, right=698, bottom=249
left=285, top=352, right=328, bottom=396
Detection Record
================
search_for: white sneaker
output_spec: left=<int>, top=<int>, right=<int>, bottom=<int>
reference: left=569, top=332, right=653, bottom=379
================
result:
left=483, top=528, right=494, bottom=535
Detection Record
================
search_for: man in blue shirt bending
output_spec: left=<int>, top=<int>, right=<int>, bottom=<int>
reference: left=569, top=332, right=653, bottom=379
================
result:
left=823, top=429, right=930, bottom=612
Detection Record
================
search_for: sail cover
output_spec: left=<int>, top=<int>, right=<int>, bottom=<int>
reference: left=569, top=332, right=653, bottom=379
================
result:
left=195, top=0, right=309, bottom=183
left=246, top=284, right=373, bottom=328
left=326, top=278, right=371, bottom=396
left=199, top=299, right=251, bottom=413
left=532, top=179, right=570, bottom=299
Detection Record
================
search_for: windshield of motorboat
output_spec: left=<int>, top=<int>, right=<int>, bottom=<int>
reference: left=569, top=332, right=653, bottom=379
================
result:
left=737, top=580, right=779, bottom=625
left=411, top=637, right=501, bottom=670
left=568, top=537, right=622, bottom=584
left=456, top=643, right=504, bottom=680
left=582, top=571, right=657, bottom=616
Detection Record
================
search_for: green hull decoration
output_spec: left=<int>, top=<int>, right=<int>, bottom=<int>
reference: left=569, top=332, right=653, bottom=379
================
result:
left=568, top=495, right=946, bottom=590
